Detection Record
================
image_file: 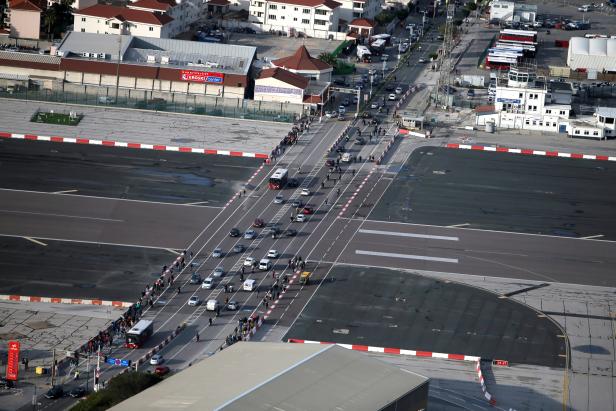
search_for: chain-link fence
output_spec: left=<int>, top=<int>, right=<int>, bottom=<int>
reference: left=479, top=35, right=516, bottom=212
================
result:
left=0, top=81, right=303, bottom=123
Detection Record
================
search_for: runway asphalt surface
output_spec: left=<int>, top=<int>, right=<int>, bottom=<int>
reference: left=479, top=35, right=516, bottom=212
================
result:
left=0, top=138, right=261, bottom=206
left=370, top=146, right=616, bottom=240
left=283, top=265, right=566, bottom=368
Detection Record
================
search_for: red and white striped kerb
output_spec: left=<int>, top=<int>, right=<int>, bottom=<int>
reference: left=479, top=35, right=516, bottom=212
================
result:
left=288, top=338, right=480, bottom=362
left=446, top=143, right=616, bottom=161
left=0, top=131, right=269, bottom=159
left=0, top=294, right=131, bottom=308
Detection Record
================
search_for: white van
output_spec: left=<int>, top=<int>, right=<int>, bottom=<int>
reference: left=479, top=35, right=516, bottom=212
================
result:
left=206, top=299, right=219, bottom=311
left=243, top=279, right=256, bottom=291
left=259, top=258, right=272, bottom=271
left=341, top=152, right=351, bottom=162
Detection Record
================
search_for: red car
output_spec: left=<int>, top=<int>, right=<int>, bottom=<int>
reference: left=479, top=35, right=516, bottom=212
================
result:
left=326, top=159, right=335, bottom=167
left=301, top=206, right=314, bottom=215
left=154, top=366, right=170, bottom=376
left=252, top=218, right=265, bottom=228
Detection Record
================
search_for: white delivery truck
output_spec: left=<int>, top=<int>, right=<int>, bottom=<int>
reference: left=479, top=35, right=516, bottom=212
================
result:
left=357, top=45, right=372, bottom=62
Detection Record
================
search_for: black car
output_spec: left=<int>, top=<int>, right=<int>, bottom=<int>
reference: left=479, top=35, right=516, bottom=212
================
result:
left=287, top=178, right=299, bottom=188
left=285, top=229, right=297, bottom=237
left=335, top=146, right=345, bottom=153
left=0, top=378, right=14, bottom=389
left=229, top=228, right=240, bottom=237
left=45, top=386, right=63, bottom=399
left=355, top=137, right=365, bottom=145
left=69, top=387, right=86, bottom=398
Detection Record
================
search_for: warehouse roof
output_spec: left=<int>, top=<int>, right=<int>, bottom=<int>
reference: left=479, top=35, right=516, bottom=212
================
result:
left=597, top=106, right=616, bottom=118
left=111, top=342, right=428, bottom=411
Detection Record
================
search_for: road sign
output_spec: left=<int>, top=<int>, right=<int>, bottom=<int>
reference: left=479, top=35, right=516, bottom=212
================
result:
left=106, top=357, right=132, bottom=367
left=6, top=341, right=20, bottom=381
left=492, top=359, right=509, bottom=367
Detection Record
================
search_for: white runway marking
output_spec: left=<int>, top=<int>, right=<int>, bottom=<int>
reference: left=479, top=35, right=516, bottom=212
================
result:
left=0, top=209, right=124, bottom=222
left=448, top=223, right=470, bottom=228
left=356, top=250, right=459, bottom=264
left=358, top=228, right=459, bottom=241
left=164, top=248, right=182, bottom=255
left=0, top=233, right=183, bottom=250
left=51, top=189, right=79, bottom=194
left=23, top=237, right=47, bottom=246
left=183, top=201, right=210, bottom=205
left=581, top=234, right=604, bottom=239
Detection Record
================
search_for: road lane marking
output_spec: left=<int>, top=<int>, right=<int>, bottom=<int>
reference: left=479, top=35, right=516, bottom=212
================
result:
left=51, top=189, right=79, bottom=194
left=0, top=233, right=185, bottom=250
left=0, top=209, right=123, bottom=222
left=355, top=250, right=458, bottom=264
left=358, top=228, right=459, bottom=241
left=581, top=234, right=604, bottom=239
left=448, top=223, right=470, bottom=228
left=164, top=248, right=182, bottom=255
left=183, top=201, right=210, bottom=205
left=24, top=237, right=47, bottom=246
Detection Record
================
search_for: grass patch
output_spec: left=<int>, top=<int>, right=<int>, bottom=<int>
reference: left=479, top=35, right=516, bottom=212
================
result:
left=31, top=110, right=82, bottom=126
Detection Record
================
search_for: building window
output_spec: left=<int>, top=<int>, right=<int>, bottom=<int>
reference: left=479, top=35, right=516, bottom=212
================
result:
left=257, top=11, right=263, bottom=16
left=281, top=5, right=285, bottom=8
left=149, top=26, right=153, bottom=31
left=301, top=18, right=310, bottom=23
left=293, top=17, right=297, bottom=20
left=81, top=28, right=85, bottom=32
left=112, top=23, right=119, bottom=29
left=281, top=15, right=285, bottom=19
left=294, top=7, right=298, bottom=10
left=545, top=109, right=551, bottom=114
left=353, top=1, right=362, bottom=7
left=315, top=9, right=327, bottom=15
left=315, top=19, right=327, bottom=25
left=81, top=17, right=86, bottom=21
left=552, top=122, right=556, bottom=127
left=605, top=117, right=615, bottom=124
left=593, top=131, right=599, bottom=135
left=599, top=116, right=605, bottom=122
left=539, top=121, right=543, bottom=126
left=559, top=110, right=565, bottom=115
left=303, top=8, right=310, bottom=13
left=269, top=14, right=276, bottom=19
left=519, top=93, right=523, bottom=98
left=268, top=4, right=276, bottom=9
left=583, top=130, right=589, bottom=135
left=532, top=120, right=537, bottom=125
left=575, top=130, right=580, bottom=134
left=525, top=119, right=530, bottom=125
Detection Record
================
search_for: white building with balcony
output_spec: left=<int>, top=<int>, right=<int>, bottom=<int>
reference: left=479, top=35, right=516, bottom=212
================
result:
left=73, top=4, right=174, bottom=38
left=248, top=0, right=342, bottom=39
left=127, top=0, right=204, bottom=37
left=337, top=0, right=380, bottom=27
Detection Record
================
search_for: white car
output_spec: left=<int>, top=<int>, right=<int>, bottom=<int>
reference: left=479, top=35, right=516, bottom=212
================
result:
left=212, top=266, right=224, bottom=277
left=150, top=354, right=163, bottom=365
left=274, top=194, right=284, bottom=204
left=243, top=279, right=256, bottom=291
left=388, top=94, right=397, bottom=101
left=300, top=188, right=310, bottom=196
left=341, top=152, right=351, bottom=162
left=395, top=87, right=403, bottom=95
left=267, top=249, right=280, bottom=258
left=259, top=258, right=272, bottom=271
left=295, top=214, right=307, bottom=222
left=187, top=296, right=201, bottom=307
left=202, top=277, right=214, bottom=289
left=244, top=257, right=256, bottom=267
left=418, top=58, right=427, bottom=63
left=338, top=105, right=346, bottom=114
left=370, top=102, right=379, bottom=109
left=324, top=111, right=337, bottom=118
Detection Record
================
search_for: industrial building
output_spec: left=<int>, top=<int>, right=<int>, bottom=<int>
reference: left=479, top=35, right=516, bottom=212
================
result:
left=111, top=342, right=429, bottom=411
left=567, top=37, right=616, bottom=74
left=0, top=31, right=257, bottom=98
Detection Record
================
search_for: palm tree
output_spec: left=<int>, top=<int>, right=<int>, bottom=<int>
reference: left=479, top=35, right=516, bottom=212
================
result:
left=318, top=52, right=338, bottom=68
left=42, top=8, right=57, bottom=41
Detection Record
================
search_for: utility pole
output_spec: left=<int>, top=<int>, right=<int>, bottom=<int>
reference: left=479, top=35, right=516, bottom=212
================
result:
left=114, top=33, right=122, bottom=103
left=85, top=354, right=90, bottom=392
left=435, top=0, right=456, bottom=110
left=94, top=345, right=101, bottom=392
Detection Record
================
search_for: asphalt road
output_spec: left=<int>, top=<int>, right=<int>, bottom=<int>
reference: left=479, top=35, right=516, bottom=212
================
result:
left=370, top=146, right=616, bottom=240
left=283, top=265, right=566, bottom=368
left=0, top=138, right=261, bottom=206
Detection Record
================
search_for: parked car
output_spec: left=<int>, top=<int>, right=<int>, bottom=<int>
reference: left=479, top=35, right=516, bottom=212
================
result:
left=418, top=58, right=427, bottom=63
left=69, top=387, right=86, bottom=398
left=150, top=354, right=164, bottom=365
left=338, top=114, right=345, bottom=121
left=45, top=386, right=63, bottom=399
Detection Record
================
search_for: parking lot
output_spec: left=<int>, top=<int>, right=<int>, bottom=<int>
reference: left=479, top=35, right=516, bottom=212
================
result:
left=370, top=146, right=616, bottom=240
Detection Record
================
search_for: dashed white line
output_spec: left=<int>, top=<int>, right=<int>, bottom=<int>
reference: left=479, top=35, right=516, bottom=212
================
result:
left=355, top=250, right=459, bottom=264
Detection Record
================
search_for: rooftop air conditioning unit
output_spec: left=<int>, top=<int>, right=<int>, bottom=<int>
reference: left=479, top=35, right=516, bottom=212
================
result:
left=147, top=55, right=156, bottom=63
left=82, top=52, right=91, bottom=58
left=161, top=56, right=170, bottom=64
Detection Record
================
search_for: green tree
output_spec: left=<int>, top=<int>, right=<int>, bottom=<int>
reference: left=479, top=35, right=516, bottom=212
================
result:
left=318, top=52, right=337, bottom=67
left=42, top=8, right=57, bottom=40
left=465, top=1, right=477, bottom=11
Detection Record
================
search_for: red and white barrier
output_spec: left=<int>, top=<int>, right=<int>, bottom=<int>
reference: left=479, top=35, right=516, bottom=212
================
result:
left=476, top=359, right=497, bottom=406
left=0, top=294, right=131, bottom=308
left=446, top=143, right=616, bottom=162
left=338, top=167, right=376, bottom=217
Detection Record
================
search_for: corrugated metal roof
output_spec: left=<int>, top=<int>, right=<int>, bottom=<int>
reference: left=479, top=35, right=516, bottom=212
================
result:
left=0, top=50, right=61, bottom=64
left=568, top=37, right=616, bottom=70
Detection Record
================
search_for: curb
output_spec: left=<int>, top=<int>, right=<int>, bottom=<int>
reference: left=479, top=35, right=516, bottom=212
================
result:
left=476, top=359, right=497, bottom=406
left=287, top=338, right=480, bottom=362
left=0, top=294, right=131, bottom=308
left=446, top=142, right=616, bottom=161
left=0, top=131, right=270, bottom=159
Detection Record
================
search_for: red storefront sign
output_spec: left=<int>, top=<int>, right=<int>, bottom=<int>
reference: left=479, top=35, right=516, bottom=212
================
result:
left=492, top=359, right=509, bottom=367
left=6, top=341, right=20, bottom=381
left=180, top=70, right=224, bottom=84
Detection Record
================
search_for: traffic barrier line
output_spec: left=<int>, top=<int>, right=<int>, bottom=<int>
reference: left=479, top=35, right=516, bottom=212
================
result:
left=476, top=359, right=497, bottom=406
left=0, top=294, right=131, bottom=308
left=262, top=273, right=298, bottom=321
left=0, top=131, right=270, bottom=159
left=288, top=338, right=480, bottom=362
left=338, top=168, right=376, bottom=217
left=446, top=143, right=616, bottom=162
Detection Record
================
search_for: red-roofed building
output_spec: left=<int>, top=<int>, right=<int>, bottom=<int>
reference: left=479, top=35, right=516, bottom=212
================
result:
left=348, top=17, right=375, bottom=37
left=272, top=46, right=333, bottom=82
left=74, top=4, right=175, bottom=38
left=248, top=0, right=345, bottom=39
left=255, top=66, right=328, bottom=110
left=206, top=0, right=230, bottom=14
left=8, top=0, right=42, bottom=39
left=127, top=0, right=202, bottom=37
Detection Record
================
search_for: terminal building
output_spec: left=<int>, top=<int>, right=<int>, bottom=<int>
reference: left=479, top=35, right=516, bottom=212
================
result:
left=111, top=342, right=429, bottom=411
left=0, top=31, right=257, bottom=98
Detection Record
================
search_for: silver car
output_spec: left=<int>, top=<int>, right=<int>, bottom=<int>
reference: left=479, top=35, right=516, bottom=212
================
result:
left=274, top=194, right=284, bottom=204
left=244, top=229, right=256, bottom=239
left=212, top=248, right=223, bottom=258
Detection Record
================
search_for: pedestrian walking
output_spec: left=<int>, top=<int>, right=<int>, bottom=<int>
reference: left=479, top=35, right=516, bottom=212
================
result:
left=196, top=332, right=200, bottom=342
left=209, top=317, right=213, bottom=326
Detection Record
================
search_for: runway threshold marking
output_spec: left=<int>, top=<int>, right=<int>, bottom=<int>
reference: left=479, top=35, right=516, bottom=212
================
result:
left=0, top=209, right=124, bottom=222
left=23, top=237, right=47, bottom=246
left=581, top=234, right=604, bottom=240
left=355, top=250, right=459, bottom=264
left=358, top=229, right=459, bottom=241
left=51, top=189, right=78, bottom=194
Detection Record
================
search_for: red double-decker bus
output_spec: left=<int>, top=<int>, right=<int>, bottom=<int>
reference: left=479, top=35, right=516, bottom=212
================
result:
left=269, top=168, right=288, bottom=190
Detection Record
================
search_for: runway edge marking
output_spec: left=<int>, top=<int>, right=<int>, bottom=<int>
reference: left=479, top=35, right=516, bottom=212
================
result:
left=0, top=131, right=270, bottom=159
left=445, top=143, right=616, bottom=162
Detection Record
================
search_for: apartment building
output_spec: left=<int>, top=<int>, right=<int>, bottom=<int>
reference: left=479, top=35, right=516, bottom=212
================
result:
left=73, top=4, right=174, bottom=38
left=127, top=0, right=203, bottom=37
left=47, top=0, right=97, bottom=11
left=337, top=0, right=380, bottom=25
left=249, top=0, right=342, bottom=39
